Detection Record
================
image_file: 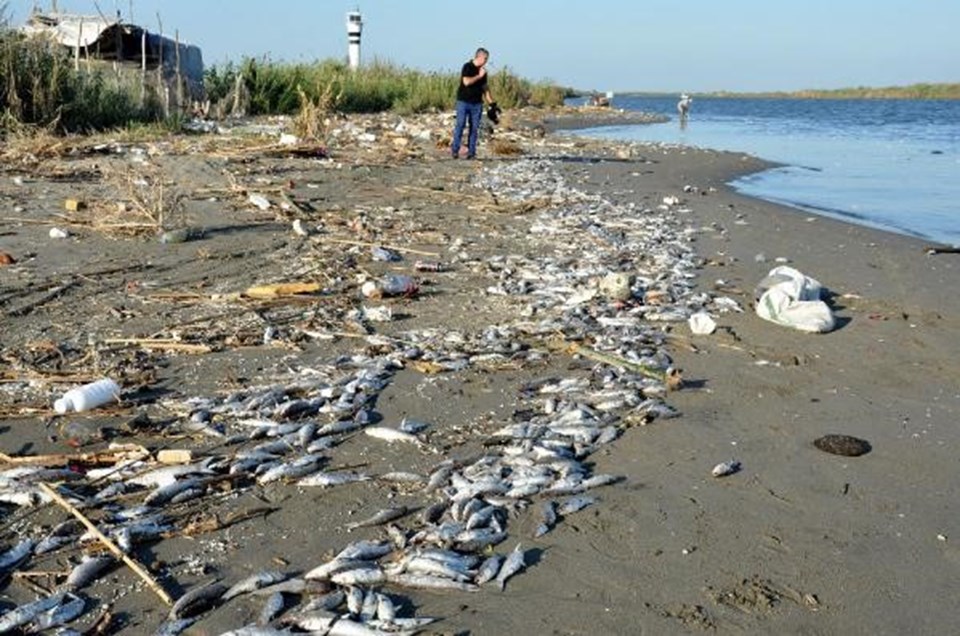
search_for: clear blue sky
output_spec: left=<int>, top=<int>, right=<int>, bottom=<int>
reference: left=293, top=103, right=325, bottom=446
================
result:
left=9, top=0, right=959, bottom=92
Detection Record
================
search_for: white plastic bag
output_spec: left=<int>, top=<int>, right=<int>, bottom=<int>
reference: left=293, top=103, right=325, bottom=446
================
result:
left=755, top=266, right=835, bottom=333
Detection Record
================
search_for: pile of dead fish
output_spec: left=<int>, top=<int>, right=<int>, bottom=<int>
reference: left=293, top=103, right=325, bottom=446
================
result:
left=0, top=158, right=710, bottom=635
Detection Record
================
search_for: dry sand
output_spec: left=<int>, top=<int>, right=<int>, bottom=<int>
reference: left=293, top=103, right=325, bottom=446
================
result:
left=0, top=108, right=957, bottom=635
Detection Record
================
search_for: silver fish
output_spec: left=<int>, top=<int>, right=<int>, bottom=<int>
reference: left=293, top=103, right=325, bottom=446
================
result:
left=557, top=495, right=596, bottom=516
left=533, top=501, right=557, bottom=537
left=330, top=564, right=385, bottom=586
left=0, top=538, right=35, bottom=571
left=386, top=572, right=478, bottom=592
left=0, top=591, right=67, bottom=632
left=336, top=540, right=394, bottom=561
left=297, top=471, right=370, bottom=487
left=30, top=592, right=85, bottom=632
left=304, top=558, right=372, bottom=582
left=63, top=555, right=114, bottom=591
left=257, top=454, right=323, bottom=485
left=474, top=554, right=503, bottom=585
left=363, top=426, right=421, bottom=445
left=257, top=591, right=285, bottom=625
left=222, top=570, right=288, bottom=601
left=345, top=506, right=409, bottom=531
left=154, top=618, right=197, bottom=636
left=495, top=543, right=527, bottom=591
left=168, top=580, right=226, bottom=620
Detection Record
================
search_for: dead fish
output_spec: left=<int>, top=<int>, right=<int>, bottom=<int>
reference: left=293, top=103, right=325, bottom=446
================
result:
left=330, top=564, right=385, bottom=586
left=346, top=506, right=410, bottom=531
left=258, top=591, right=285, bottom=625
left=336, top=539, right=394, bottom=561
left=711, top=460, right=741, bottom=477
left=533, top=501, right=557, bottom=538
left=155, top=618, right=197, bottom=636
left=557, top=495, right=596, bottom=516
left=29, top=592, right=85, bottom=632
left=0, top=591, right=67, bottom=633
left=376, top=594, right=397, bottom=622
left=257, top=454, right=324, bottom=485
left=496, top=543, right=527, bottom=591
left=364, top=426, right=421, bottom=445
left=814, top=434, right=871, bottom=457
left=297, top=471, right=370, bottom=487
left=168, top=579, right=226, bottom=620
left=304, top=558, right=372, bottom=582
left=580, top=473, right=624, bottom=490
left=474, top=554, right=504, bottom=585
left=217, top=626, right=289, bottom=636
left=386, top=572, right=478, bottom=592
left=0, top=538, right=35, bottom=571
left=222, top=570, right=288, bottom=601
left=63, top=555, right=114, bottom=591
left=359, top=589, right=379, bottom=622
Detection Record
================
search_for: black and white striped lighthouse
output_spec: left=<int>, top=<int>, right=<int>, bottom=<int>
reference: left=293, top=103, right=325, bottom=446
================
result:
left=346, top=11, right=363, bottom=70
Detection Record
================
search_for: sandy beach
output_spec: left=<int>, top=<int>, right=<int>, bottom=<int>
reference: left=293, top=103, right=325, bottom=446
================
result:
left=0, top=107, right=957, bottom=635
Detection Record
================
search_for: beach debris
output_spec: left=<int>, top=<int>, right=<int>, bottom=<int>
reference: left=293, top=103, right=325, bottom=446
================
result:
left=712, top=460, right=741, bottom=477
left=599, top=272, right=633, bottom=301
left=924, top=245, right=960, bottom=255
left=0, top=145, right=710, bottom=634
left=813, top=434, right=871, bottom=457
left=49, top=227, right=70, bottom=239
left=160, top=227, right=204, bottom=244
left=754, top=266, right=835, bottom=333
left=0, top=251, right=15, bottom=265
left=689, top=312, right=717, bottom=335
left=64, top=198, right=85, bottom=211
left=361, top=275, right=419, bottom=299
left=248, top=193, right=271, bottom=210
left=243, top=282, right=322, bottom=299
left=371, top=245, right=403, bottom=262
left=53, top=378, right=121, bottom=414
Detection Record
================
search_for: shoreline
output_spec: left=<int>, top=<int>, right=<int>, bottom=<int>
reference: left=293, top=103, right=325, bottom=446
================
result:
left=0, top=108, right=957, bottom=634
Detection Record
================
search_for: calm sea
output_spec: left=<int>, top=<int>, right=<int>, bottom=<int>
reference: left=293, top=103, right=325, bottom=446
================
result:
left=571, top=96, right=960, bottom=246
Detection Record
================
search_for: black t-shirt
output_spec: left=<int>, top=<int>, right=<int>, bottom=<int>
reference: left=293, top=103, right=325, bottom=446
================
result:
left=456, top=61, right=487, bottom=104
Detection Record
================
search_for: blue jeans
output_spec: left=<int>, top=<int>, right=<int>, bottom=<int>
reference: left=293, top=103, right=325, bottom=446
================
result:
left=452, top=100, right=483, bottom=157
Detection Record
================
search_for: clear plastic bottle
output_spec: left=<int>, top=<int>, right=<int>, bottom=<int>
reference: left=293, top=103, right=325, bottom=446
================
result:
left=54, top=379, right=121, bottom=414
left=361, top=275, right=419, bottom=299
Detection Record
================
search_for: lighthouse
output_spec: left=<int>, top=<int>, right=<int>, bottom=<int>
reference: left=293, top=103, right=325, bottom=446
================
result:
left=346, top=11, right=363, bottom=70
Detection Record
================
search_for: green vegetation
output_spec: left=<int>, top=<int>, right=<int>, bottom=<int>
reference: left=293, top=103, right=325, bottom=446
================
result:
left=704, top=82, right=960, bottom=100
left=0, top=26, right=162, bottom=133
left=205, top=57, right=568, bottom=116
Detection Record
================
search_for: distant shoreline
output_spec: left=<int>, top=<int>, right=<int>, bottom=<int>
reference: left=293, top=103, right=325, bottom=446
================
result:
left=574, top=82, right=960, bottom=100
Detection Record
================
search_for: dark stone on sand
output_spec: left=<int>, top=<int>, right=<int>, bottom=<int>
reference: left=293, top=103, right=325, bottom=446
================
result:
left=813, top=434, right=871, bottom=457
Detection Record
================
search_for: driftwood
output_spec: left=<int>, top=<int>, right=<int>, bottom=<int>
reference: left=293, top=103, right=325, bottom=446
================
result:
left=0, top=445, right=149, bottom=468
left=103, top=338, right=213, bottom=353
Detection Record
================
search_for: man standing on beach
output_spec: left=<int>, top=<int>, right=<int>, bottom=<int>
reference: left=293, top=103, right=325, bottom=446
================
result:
left=451, top=47, right=493, bottom=159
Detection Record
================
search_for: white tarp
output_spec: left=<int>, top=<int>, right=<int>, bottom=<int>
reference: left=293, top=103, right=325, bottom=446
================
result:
left=755, top=266, right=835, bottom=333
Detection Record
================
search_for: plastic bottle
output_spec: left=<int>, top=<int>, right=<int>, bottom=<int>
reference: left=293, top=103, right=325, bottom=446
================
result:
left=361, top=275, right=419, bottom=299
left=54, top=379, right=121, bottom=414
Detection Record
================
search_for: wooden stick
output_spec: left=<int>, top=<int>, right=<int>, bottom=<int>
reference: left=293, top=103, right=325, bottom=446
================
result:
left=317, top=237, right=439, bottom=257
left=38, top=482, right=174, bottom=606
left=103, top=338, right=212, bottom=353
left=0, top=447, right=148, bottom=467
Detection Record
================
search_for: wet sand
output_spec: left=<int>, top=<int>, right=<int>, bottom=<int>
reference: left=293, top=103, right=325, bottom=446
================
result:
left=0, top=108, right=957, bottom=634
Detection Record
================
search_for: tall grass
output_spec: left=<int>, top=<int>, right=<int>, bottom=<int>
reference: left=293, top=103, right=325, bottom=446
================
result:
left=0, top=28, right=162, bottom=133
left=205, top=58, right=569, bottom=116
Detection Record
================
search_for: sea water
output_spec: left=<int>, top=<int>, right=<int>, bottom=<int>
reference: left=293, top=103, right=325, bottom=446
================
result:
left=572, top=96, right=960, bottom=246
